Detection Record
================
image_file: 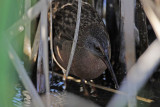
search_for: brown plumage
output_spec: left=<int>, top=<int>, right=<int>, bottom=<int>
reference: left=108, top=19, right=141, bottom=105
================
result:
left=50, top=0, right=119, bottom=88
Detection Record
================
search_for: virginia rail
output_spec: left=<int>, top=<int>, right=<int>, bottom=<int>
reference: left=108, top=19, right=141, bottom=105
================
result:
left=50, top=0, right=119, bottom=88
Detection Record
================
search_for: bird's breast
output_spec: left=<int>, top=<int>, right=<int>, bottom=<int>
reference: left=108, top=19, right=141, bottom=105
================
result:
left=54, top=39, right=107, bottom=79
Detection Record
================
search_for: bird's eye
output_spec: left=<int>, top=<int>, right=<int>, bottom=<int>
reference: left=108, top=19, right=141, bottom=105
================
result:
left=88, top=42, right=92, bottom=48
left=94, top=44, right=101, bottom=52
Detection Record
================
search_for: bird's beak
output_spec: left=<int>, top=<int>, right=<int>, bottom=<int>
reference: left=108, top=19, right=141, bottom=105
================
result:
left=101, top=49, right=119, bottom=89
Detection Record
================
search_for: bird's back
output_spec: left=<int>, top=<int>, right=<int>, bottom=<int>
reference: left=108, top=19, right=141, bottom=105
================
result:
left=51, top=0, right=105, bottom=41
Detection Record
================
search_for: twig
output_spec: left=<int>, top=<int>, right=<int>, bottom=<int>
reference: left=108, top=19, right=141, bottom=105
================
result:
left=48, top=1, right=66, bottom=73
left=108, top=39, right=160, bottom=107
left=49, top=0, right=66, bottom=73
left=52, top=51, right=66, bottom=73
left=49, top=0, right=54, bottom=69
left=65, top=0, right=82, bottom=78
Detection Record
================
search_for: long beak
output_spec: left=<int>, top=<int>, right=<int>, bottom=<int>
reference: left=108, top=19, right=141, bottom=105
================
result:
left=101, top=50, right=119, bottom=89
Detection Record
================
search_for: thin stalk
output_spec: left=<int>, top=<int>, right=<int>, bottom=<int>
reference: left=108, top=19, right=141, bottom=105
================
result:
left=40, top=0, right=50, bottom=106
left=49, top=0, right=54, bottom=70
left=65, top=0, right=82, bottom=78
left=40, top=1, right=50, bottom=94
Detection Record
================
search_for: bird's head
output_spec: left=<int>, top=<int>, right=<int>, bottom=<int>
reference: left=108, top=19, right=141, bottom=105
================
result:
left=84, top=24, right=119, bottom=89
left=84, top=24, right=111, bottom=61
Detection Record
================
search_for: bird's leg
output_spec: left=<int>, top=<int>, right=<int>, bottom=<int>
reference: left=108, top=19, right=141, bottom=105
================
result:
left=89, top=80, right=98, bottom=97
left=80, top=79, right=89, bottom=96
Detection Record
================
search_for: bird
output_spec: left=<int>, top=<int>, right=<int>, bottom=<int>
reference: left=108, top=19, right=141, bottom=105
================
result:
left=50, top=0, right=119, bottom=89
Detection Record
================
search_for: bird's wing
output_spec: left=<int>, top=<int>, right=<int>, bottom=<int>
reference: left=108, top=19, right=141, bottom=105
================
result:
left=50, top=0, right=104, bottom=40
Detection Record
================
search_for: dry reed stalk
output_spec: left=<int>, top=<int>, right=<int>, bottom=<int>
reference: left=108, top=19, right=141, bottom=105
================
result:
left=140, top=0, right=160, bottom=41
left=40, top=0, right=50, bottom=106
left=65, top=0, right=82, bottom=78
